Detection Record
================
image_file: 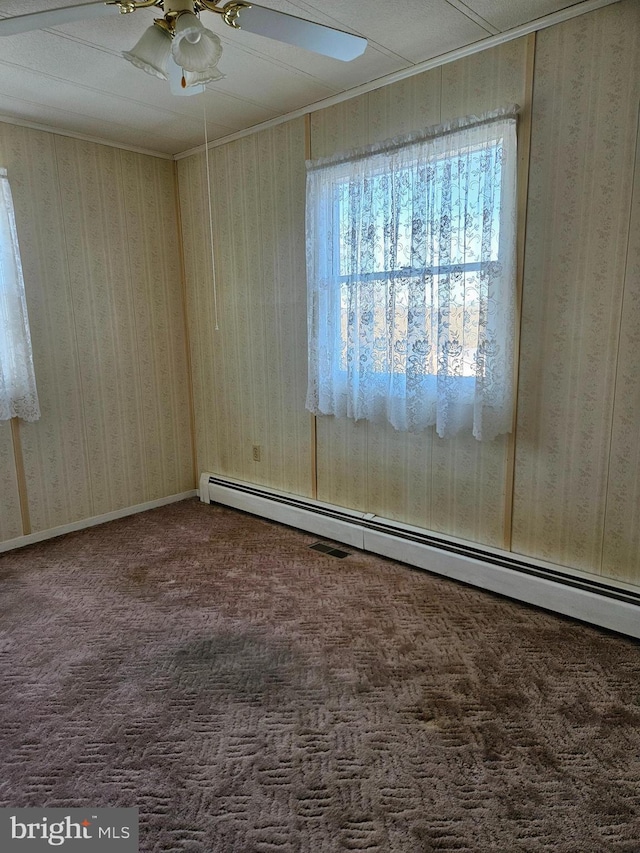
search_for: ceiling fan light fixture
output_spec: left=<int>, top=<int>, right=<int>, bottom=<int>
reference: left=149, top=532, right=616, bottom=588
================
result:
left=172, top=16, right=222, bottom=72
left=122, top=22, right=172, bottom=80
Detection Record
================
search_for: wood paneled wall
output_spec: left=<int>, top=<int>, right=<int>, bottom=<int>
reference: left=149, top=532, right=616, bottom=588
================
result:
left=0, top=124, right=194, bottom=540
left=512, top=0, right=640, bottom=580
left=0, top=422, right=21, bottom=541
left=177, top=119, right=312, bottom=497
left=603, top=124, right=640, bottom=583
left=178, top=0, right=640, bottom=588
left=309, top=38, right=531, bottom=547
left=3, top=2, right=633, bottom=586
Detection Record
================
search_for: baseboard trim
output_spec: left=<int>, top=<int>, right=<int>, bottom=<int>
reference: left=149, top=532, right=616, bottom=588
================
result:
left=0, top=491, right=198, bottom=553
left=200, top=474, right=640, bottom=640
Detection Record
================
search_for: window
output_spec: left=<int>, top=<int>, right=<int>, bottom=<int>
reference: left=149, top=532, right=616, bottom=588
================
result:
left=0, top=168, right=40, bottom=422
left=305, top=107, right=518, bottom=441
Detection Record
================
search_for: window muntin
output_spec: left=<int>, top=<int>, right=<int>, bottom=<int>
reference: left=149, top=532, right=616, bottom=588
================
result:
left=332, top=142, right=504, bottom=378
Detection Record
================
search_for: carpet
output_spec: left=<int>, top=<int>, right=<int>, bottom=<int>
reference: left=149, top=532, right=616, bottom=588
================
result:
left=0, top=498, right=639, bottom=852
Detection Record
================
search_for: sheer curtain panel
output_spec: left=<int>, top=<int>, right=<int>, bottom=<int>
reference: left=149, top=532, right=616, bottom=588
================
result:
left=0, top=168, right=40, bottom=422
left=305, top=106, right=518, bottom=440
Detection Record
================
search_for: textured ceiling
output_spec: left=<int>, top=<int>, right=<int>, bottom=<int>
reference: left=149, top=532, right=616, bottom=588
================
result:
left=0, top=0, right=619, bottom=156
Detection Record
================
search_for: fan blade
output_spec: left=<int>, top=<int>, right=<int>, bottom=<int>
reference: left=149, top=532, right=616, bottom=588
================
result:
left=231, top=4, right=366, bottom=61
left=0, top=2, right=118, bottom=37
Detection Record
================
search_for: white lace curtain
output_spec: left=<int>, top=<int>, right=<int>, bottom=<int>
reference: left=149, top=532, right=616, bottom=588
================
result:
left=305, top=106, right=518, bottom=441
left=0, top=168, right=40, bottom=422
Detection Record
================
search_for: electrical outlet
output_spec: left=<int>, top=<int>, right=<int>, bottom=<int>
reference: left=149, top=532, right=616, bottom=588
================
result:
left=252, top=445, right=261, bottom=462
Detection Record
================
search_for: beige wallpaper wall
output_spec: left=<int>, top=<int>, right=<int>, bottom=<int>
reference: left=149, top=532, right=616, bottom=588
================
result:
left=178, top=0, right=640, bottom=588
left=512, top=0, right=640, bottom=583
left=177, top=119, right=312, bottom=498
left=0, top=123, right=194, bottom=541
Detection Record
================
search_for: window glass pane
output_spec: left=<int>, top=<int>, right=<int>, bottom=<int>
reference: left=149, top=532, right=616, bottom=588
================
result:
left=333, top=142, right=502, bottom=378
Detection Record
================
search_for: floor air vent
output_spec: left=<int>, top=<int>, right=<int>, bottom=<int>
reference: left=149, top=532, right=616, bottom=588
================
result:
left=309, top=542, right=351, bottom=559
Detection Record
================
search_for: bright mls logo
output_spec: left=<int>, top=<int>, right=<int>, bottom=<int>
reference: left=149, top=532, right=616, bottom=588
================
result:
left=1, top=808, right=138, bottom=852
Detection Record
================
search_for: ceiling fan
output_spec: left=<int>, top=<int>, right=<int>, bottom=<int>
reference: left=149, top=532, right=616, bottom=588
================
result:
left=0, top=0, right=368, bottom=95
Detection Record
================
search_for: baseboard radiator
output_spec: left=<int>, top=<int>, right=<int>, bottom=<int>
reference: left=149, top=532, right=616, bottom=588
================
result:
left=199, top=473, right=640, bottom=640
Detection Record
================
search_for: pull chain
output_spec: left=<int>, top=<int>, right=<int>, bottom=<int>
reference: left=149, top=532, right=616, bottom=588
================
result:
left=203, top=98, right=219, bottom=330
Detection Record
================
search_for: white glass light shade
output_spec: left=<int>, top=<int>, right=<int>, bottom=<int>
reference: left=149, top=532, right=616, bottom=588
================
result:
left=184, top=66, right=225, bottom=85
left=167, top=58, right=225, bottom=97
left=172, top=14, right=222, bottom=72
left=122, top=24, right=171, bottom=79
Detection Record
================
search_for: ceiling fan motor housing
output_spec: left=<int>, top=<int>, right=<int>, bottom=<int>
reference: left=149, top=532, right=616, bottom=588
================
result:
left=163, top=0, right=198, bottom=15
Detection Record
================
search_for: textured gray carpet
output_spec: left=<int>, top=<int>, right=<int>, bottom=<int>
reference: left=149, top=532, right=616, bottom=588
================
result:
left=0, top=499, right=639, bottom=852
